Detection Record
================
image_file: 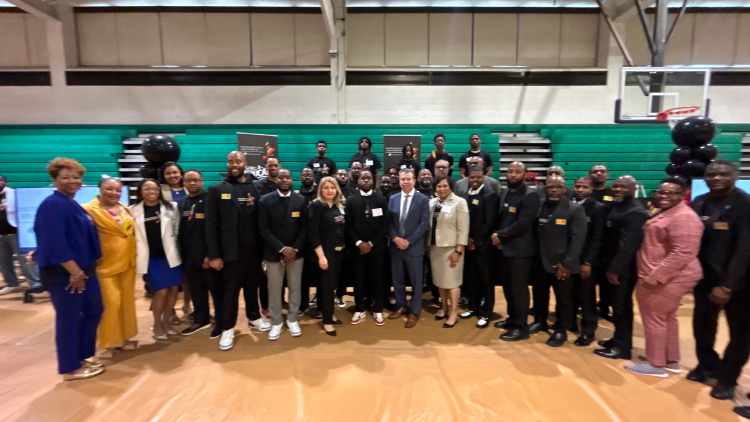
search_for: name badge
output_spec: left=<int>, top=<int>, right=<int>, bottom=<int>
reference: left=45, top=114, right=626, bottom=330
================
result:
left=182, top=210, right=192, bottom=217
left=441, top=205, right=453, bottom=214
left=713, top=221, right=729, bottom=231
left=291, top=211, right=301, bottom=218
left=313, top=162, right=320, bottom=168
left=555, top=218, right=567, bottom=225
left=472, top=199, right=480, bottom=206
left=221, top=193, right=232, bottom=200
left=334, top=215, right=345, bottom=224
left=508, top=206, right=517, bottom=214
left=194, top=213, right=205, bottom=219
left=603, top=195, right=614, bottom=202
left=400, top=164, right=407, bottom=169
left=365, top=159, right=374, bottom=167
left=372, top=208, right=383, bottom=217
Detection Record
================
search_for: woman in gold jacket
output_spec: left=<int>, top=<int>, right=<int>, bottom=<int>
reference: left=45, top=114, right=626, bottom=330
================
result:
left=84, top=177, right=138, bottom=357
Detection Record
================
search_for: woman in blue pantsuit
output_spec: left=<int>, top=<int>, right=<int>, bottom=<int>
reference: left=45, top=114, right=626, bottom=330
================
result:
left=34, top=158, right=105, bottom=381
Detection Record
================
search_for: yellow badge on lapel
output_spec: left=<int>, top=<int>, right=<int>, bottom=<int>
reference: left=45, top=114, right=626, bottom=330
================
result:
left=603, top=195, right=614, bottom=202
left=555, top=218, right=567, bottom=225
left=221, top=193, right=232, bottom=200
left=194, top=213, right=205, bottom=220
left=291, top=211, right=301, bottom=218
left=472, top=199, right=480, bottom=206
left=713, top=221, right=729, bottom=231
left=508, top=206, right=517, bottom=214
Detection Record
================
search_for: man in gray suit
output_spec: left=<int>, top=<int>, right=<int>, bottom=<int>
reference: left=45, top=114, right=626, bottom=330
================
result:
left=388, top=168, right=430, bottom=328
left=454, top=156, right=501, bottom=197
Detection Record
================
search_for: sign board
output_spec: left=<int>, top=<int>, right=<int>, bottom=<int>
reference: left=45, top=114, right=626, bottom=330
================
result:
left=237, top=132, right=278, bottom=179
left=15, top=187, right=129, bottom=250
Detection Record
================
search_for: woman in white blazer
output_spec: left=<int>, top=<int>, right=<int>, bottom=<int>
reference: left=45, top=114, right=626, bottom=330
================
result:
left=429, top=175, right=469, bottom=328
left=131, top=178, right=182, bottom=341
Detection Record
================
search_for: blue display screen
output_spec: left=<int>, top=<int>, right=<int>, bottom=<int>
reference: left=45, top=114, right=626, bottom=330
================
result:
left=15, top=187, right=129, bottom=250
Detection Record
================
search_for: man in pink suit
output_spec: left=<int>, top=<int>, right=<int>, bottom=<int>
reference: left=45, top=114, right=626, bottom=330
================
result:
left=626, top=177, right=704, bottom=378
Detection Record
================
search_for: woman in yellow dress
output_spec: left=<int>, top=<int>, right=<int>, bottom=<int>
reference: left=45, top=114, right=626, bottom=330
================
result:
left=84, top=177, right=138, bottom=357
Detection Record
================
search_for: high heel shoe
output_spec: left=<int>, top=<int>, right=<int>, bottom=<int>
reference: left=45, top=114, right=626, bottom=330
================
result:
left=443, top=319, right=458, bottom=328
left=321, top=323, right=337, bottom=337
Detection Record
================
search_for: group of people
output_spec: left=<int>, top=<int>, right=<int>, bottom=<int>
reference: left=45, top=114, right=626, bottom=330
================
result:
left=6, top=132, right=747, bottom=414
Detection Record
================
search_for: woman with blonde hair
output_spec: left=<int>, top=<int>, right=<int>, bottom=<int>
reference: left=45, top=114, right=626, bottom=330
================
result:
left=84, top=176, right=137, bottom=358
left=308, top=176, right=347, bottom=336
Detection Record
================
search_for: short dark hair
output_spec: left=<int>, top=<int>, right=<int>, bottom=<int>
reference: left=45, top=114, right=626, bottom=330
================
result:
left=358, top=137, right=372, bottom=148
left=707, top=160, right=737, bottom=171
left=98, top=175, right=122, bottom=188
left=398, top=168, right=415, bottom=177
left=434, top=175, right=455, bottom=191
left=433, top=133, right=446, bottom=142
left=138, top=178, right=174, bottom=209
left=661, top=177, right=688, bottom=189
left=183, top=169, right=203, bottom=177
left=316, top=139, right=327, bottom=146
left=467, top=164, right=485, bottom=175
left=575, top=176, right=594, bottom=185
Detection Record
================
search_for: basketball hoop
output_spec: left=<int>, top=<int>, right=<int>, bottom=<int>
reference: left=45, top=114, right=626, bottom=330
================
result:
left=656, top=106, right=701, bottom=128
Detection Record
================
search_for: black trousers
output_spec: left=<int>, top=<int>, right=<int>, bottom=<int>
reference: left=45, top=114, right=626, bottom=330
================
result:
left=693, top=282, right=750, bottom=387
left=300, top=250, right=319, bottom=312
left=609, top=272, right=636, bottom=350
left=337, top=249, right=355, bottom=299
left=573, top=271, right=599, bottom=337
left=318, top=249, right=343, bottom=325
left=532, top=270, right=574, bottom=335
left=259, top=272, right=269, bottom=311
left=185, top=264, right=222, bottom=326
left=354, top=248, right=385, bottom=313
left=220, top=251, right=263, bottom=330
left=501, top=256, right=532, bottom=330
left=465, top=246, right=495, bottom=318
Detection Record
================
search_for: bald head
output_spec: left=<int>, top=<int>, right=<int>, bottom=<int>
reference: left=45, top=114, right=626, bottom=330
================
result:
left=612, top=175, right=637, bottom=201
left=545, top=175, right=567, bottom=201
left=548, top=165, right=565, bottom=178
left=507, top=161, right=526, bottom=185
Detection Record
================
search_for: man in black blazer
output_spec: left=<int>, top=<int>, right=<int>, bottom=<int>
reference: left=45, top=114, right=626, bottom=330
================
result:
left=491, top=161, right=541, bottom=341
left=530, top=175, right=588, bottom=347
left=306, top=140, right=336, bottom=183
left=346, top=170, right=389, bottom=326
left=178, top=170, right=222, bottom=338
left=206, top=151, right=270, bottom=351
left=594, top=176, right=648, bottom=360
left=258, top=169, right=307, bottom=341
left=688, top=161, right=750, bottom=400
left=459, top=165, right=499, bottom=328
left=571, top=176, right=606, bottom=346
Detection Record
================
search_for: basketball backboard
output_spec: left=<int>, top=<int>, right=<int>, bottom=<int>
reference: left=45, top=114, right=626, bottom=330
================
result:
left=615, top=67, right=712, bottom=123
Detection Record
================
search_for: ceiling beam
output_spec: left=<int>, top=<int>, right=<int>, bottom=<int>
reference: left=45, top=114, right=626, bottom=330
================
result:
left=7, top=0, right=59, bottom=22
left=612, top=0, right=656, bottom=19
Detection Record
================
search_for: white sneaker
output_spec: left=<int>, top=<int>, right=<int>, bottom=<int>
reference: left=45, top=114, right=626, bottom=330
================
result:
left=476, top=317, right=489, bottom=328
left=287, top=320, right=302, bottom=337
left=218, top=329, right=235, bottom=351
left=351, top=311, right=367, bottom=325
left=374, top=313, right=385, bottom=326
left=268, top=324, right=283, bottom=341
left=249, top=318, right=272, bottom=332
left=0, top=286, right=22, bottom=295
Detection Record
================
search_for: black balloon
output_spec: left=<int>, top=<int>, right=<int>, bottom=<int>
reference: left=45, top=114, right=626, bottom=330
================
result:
left=669, top=147, right=692, bottom=165
left=672, top=116, right=716, bottom=148
left=141, top=134, right=180, bottom=164
left=680, top=160, right=707, bottom=178
left=665, top=162, right=681, bottom=176
left=693, top=143, right=718, bottom=161
left=139, top=163, right=159, bottom=180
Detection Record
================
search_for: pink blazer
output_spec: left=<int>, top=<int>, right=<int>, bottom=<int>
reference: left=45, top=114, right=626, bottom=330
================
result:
left=636, top=202, right=704, bottom=287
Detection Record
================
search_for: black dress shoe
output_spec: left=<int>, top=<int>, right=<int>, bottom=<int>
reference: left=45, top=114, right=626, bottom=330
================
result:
left=528, top=321, right=549, bottom=334
left=710, top=384, right=735, bottom=400
left=494, top=319, right=512, bottom=329
left=500, top=328, right=529, bottom=342
left=568, top=325, right=579, bottom=334
left=597, top=338, right=615, bottom=348
left=686, top=366, right=715, bottom=384
left=734, top=406, right=750, bottom=419
left=593, top=346, right=631, bottom=360
left=574, top=334, right=595, bottom=347
left=546, top=331, right=567, bottom=347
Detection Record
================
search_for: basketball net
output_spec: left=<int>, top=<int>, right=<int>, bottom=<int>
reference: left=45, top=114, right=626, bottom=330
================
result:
left=656, top=106, right=701, bottom=129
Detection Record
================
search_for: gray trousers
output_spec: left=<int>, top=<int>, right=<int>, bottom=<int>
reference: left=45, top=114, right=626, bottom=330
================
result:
left=264, top=258, right=304, bottom=325
left=0, top=234, right=40, bottom=288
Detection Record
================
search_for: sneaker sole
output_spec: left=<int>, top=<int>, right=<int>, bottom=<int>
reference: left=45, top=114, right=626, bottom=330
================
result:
left=268, top=336, right=281, bottom=341
left=250, top=326, right=272, bottom=332
left=289, top=331, right=302, bottom=337
left=182, top=325, right=211, bottom=336
left=219, top=343, right=234, bottom=351
left=351, top=318, right=365, bottom=325
left=665, top=367, right=683, bottom=374
left=626, top=367, right=669, bottom=378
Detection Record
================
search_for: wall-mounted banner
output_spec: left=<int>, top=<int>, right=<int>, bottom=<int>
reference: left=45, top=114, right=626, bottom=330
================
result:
left=237, top=132, right=278, bottom=179
left=383, top=135, right=421, bottom=173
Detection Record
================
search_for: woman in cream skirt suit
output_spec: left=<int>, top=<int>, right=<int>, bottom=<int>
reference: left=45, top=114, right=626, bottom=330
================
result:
left=429, top=176, right=469, bottom=328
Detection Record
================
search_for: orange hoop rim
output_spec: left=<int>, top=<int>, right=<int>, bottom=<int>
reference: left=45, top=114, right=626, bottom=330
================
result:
left=656, top=106, right=701, bottom=122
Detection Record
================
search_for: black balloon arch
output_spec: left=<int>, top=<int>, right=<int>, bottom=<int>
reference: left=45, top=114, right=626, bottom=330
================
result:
left=139, top=134, right=181, bottom=180
left=665, top=116, right=718, bottom=181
